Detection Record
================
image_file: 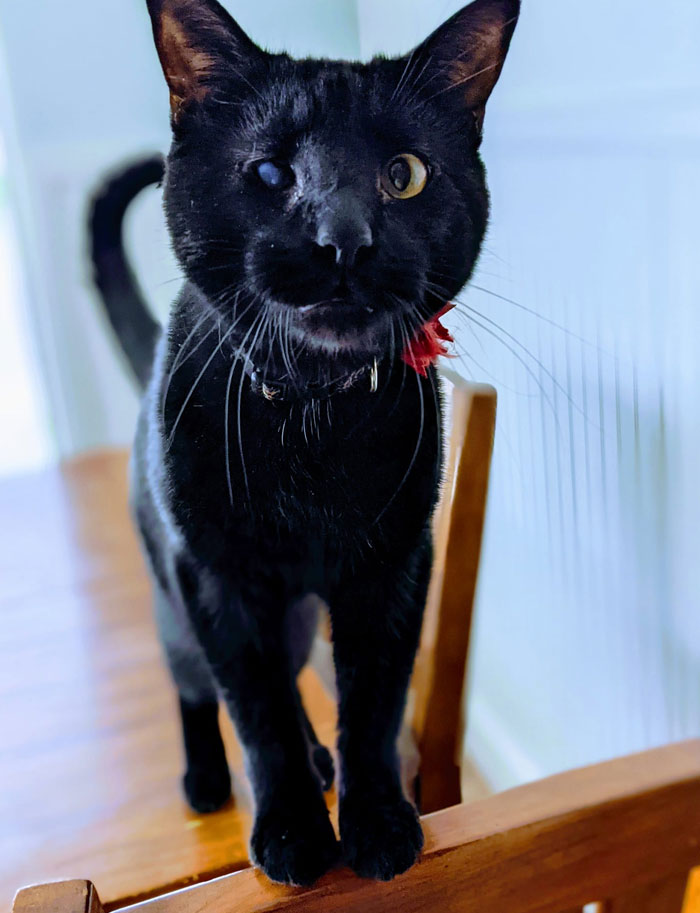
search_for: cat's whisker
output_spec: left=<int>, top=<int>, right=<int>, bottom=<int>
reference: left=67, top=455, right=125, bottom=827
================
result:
left=256, top=306, right=276, bottom=379
left=390, top=47, right=419, bottom=105
left=161, top=308, right=219, bottom=424
left=225, top=297, right=269, bottom=510
left=388, top=315, right=397, bottom=368
left=426, top=366, right=442, bottom=478
left=394, top=310, right=413, bottom=414
left=448, top=321, right=535, bottom=396
left=234, top=304, right=270, bottom=509
left=423, top=277, right=606, bottom=392
left=224, top=349, right=238, bottom=510
left=373, top=366, right=426, bottom=527
left=465, top=284, right=608, bottom=352
left=453, top=300, right=596, bottom=428
left=166, top=321, right=237, bottom=451
left=280, top=310, right=296, bottom=380
left=425, top=61, right=500, bottom=103
left=412, top=16, right=519, bottom=99
left=157, top=275, right=187, bottom=288
left=396, top=53, right=434, bottom=110
left=454, top=309, right=563, bottom=435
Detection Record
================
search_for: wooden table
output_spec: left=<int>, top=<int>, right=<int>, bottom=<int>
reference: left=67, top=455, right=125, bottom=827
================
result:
left=0, top=451, right=337, bottom=911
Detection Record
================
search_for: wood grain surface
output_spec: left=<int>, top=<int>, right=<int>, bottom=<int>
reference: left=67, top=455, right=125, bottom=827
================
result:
left=412, top=381, right=496, bottom=812
left=602, top=873, right=691, bottom=913
left=0, top=451, right=337, bottom=912
left=12, top=880, right=103, bottom=913
left=100, top=740, right=700, bottom=913
left=4, top=377, right=498, bottom=910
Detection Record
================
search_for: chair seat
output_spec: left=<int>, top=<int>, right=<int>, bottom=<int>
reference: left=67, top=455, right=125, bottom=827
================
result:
left=0, top=450, right=339, bottom=911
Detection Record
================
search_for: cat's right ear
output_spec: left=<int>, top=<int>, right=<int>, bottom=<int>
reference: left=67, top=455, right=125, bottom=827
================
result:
left=146, top=0, right=267, bottom=123
left=395, top=0, right=520, bottom=140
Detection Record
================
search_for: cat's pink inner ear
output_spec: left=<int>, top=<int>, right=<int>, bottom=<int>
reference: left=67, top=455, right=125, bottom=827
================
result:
left=446, top=8, right=517, bottom=110
left=158, top=11, right=217, bottom=118
left=413, top=0, right=519, bottom=126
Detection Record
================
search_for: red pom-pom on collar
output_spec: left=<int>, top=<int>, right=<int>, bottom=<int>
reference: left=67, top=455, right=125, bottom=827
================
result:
left=401, top=303, right=455, bottom=376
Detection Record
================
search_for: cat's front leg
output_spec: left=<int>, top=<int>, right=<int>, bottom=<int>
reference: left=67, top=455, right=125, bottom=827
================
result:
left=329, top=531, right=432, bottom=880
left=176, top=557, right=338, bottom=886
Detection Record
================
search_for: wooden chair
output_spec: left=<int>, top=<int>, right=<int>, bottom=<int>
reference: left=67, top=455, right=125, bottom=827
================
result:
left=13, top=741, right=700, bottom=913
left=3, top=374, right=496, bottom=911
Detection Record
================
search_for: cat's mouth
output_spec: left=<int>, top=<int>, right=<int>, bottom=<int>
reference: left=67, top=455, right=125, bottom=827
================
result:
left=269, top=292, right=393, bottom=357
left=297, top=297, right=375, bottom=316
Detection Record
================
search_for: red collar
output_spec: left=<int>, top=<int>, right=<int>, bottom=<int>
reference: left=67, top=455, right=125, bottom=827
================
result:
left=401, top=303, right=455, bottom=376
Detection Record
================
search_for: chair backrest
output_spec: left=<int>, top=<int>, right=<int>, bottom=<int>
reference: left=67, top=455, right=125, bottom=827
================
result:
left=15, top=741, right=700, bottom=913
left=410, top=372, right=497, bottom=812
left=309, top=372, right=497, bottom=813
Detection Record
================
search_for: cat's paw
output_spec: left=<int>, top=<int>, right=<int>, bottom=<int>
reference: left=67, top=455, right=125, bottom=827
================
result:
left=250, top=798, right=339, bottom=886
left=340, top=793, right=424, bottom=880
left=183, top=763, right=232, bottom=814
left=312, top=744, right=335, bottom=791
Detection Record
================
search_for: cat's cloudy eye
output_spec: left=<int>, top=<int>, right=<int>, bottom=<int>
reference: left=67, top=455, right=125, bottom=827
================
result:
left=256, top=160, right=294, bottom=191
left=380, top=153, right=428, bottom=200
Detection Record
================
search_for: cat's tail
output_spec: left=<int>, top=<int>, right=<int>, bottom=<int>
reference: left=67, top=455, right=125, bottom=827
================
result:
left=88, top=154, right=165, bottom=390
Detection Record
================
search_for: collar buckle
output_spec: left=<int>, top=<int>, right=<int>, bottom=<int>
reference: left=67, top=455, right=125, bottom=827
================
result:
left=369, top=358, right=379, bottom=393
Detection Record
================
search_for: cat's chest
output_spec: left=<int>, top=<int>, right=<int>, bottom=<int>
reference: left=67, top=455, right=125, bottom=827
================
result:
left=161, top=366, right=441, bottom=549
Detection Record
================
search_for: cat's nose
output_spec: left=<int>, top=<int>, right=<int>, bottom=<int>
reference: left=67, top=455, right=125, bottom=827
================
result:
left=314, top=191, right=374, bottom=269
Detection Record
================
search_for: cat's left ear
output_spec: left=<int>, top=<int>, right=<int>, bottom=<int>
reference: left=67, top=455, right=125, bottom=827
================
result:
left=146, top=0, right=268, bottom=123
left=399, top=0, right=520, bottom=138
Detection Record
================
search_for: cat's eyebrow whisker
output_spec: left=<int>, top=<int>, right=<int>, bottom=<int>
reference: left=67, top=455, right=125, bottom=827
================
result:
left=396, top=53, right=434, bottom=110
left=209, top=63, right=264, bottom=102
left=390, top=47, right=419, bottom=105
left=425, top=61, right=500, bottom=103
left=416, top=15, right=520, bottom=97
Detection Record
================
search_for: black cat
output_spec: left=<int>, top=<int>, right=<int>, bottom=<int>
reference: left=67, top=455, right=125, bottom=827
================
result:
left=89, top=0, right=518, bottom=886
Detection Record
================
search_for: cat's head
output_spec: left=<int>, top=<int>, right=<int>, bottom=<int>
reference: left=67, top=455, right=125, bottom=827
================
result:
left=147, top=0, right=519, bottom=369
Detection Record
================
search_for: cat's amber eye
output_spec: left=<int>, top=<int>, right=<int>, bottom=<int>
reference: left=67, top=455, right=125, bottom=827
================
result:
left=380, top=153, right=428, bottom=200
left=255, top=160, right=294, bottom=191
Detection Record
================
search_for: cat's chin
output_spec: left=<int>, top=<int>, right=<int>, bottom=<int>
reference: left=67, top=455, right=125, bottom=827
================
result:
left=289, top=302, right=392, bottom=361
left=277, top=299, right=394, bottom=361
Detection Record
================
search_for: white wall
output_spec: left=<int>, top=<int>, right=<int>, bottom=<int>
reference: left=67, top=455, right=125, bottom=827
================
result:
left=360, top=0, right=700, bottom=788
left=0, top=0, right=171, bottom=455
left=0, top=0, right=360, bottom=457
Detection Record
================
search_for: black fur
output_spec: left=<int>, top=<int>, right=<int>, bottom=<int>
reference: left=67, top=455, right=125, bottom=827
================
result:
left=89, top=155, right=164, bottom=387
left=90, top=0, right=518, bottom=886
